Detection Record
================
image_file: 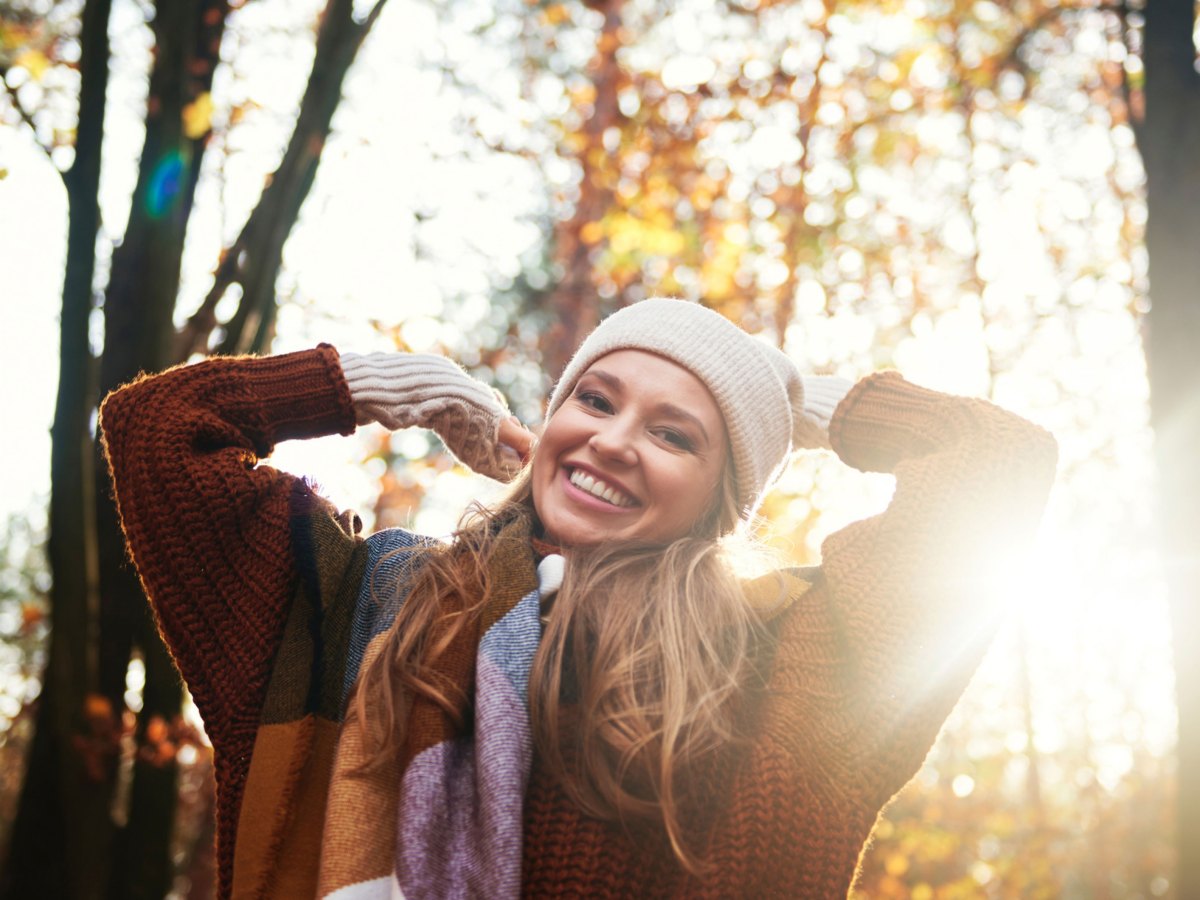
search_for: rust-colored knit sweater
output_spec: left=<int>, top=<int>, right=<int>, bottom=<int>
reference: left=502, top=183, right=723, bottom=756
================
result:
left=100, top=345, right=1057, bottom=898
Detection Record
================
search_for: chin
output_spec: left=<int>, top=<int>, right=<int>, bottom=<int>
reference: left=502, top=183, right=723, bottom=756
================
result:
left=540, top=519, right=617, bottom=549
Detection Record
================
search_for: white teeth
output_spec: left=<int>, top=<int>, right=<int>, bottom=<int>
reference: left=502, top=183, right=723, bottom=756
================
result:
left=569, top=469, right=633, bottom=507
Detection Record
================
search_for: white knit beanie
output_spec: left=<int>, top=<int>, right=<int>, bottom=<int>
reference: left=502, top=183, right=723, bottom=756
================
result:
left=546, top=298, right=828, bottom=519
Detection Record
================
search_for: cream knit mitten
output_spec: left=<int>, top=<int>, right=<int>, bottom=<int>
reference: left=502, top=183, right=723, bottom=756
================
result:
left=794, top=375, right=854, bottom=450
left=339, top=351, right=523, bottom=482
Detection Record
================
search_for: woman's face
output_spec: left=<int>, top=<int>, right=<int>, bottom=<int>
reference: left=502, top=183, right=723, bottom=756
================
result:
left=532, top=350, right=729, bottom=547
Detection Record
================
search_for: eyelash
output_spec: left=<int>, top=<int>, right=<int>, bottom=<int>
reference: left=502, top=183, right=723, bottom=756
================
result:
left=574, top=389, right=696, bottom=452
left=657, top=429, right=695, bottom=452
left=576, top=390, right=613, bottom=413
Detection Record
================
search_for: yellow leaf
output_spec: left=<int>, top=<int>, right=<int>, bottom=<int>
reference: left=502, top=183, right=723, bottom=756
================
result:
left=884, top=853, right=909, bottom=877
left=83, top=693, right=113, bottom=722
left=568, top=82, right=597, bottom=107
left=15, top=48, right=50, bottom=80
left=580, top=221, right=605, bottom=245
left=182, top=92, right=214, bottom=139
left=540, top=3, right=570, bottom=25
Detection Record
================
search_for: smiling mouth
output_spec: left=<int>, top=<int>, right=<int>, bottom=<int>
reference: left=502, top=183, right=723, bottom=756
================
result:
left=567, top=468, right=637, bottom=508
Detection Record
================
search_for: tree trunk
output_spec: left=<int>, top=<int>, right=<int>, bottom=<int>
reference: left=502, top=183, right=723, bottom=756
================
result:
left=97, top=5, right=231, bottom=897
left=1138, top=1, right=1200, bottom=895
left=0, top=1, right=112, bottom=897
left=541, top=0, right=625, bottom=379
left=6, top=0, right=397, bottom=893
left=100, top=1, right=390, bottom=894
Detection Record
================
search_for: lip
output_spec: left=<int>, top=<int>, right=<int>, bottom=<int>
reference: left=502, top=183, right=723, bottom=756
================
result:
left=560, top=463, right=641, bottom=510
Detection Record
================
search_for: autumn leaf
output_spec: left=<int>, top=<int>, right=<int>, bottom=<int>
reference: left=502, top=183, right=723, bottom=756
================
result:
left=540, top=3, right=570, bottom=26
left=14, top=48, right=49, bottom=80
left=83, top=693, right=113, bottom=724
left=579, top=220, right=605, bottom=245
left=145, top=715, right=170, bottom=745
left=19, top=601, right=43, bottom=632
left=182, top=92, right=215, bottom=139
left=884, top=852, right=910, bottom=876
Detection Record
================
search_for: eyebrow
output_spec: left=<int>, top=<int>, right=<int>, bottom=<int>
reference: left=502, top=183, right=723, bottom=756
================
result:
left=582, top=368, right=713, bottom=446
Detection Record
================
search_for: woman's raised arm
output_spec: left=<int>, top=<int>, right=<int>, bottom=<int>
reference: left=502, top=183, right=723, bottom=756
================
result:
left=100, top=344, right=529, bottom=754
left=99, top=345, right=358, bottom=752
left=763, top=371, right=1058, bottom=809
left=338, top=350, right=532, bottom=479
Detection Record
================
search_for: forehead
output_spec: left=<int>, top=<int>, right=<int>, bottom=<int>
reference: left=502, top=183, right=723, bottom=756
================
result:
left=580, top=349, right=725, bottom=423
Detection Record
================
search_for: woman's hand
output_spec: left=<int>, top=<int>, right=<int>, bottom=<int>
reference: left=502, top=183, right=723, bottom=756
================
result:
left=339, top=351, right=533, bottom=482
left=498, top=415, right=537, bottom=466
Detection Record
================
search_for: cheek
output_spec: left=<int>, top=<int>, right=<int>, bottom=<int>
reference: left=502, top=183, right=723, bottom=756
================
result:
left=654, top=462, right=713, bottom=517
left=531, top=418, right=562, bottom=473
left=678, top=462, right=728, bottom=527
left=529, top=417, right=569, bottom=512
left=535, top=409, right=576, bottom=455
left=530, top=447, right=553, bottom=509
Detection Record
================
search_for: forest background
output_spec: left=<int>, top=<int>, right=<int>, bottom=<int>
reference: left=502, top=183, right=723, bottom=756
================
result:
left=0, top=0, right=1197, bottom=897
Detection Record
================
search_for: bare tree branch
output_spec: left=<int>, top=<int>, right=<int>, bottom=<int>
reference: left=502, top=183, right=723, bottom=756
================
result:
left=0, top=67, right=56, bottom=165
left=1109, top=3, right=1145, bottom=141
left=773, top=0, right=834, bottom=344
left=187, top=0, right=394, bottom=359
left=362, top=0, right=390, bottom=31
left=176, top=236, right=246, bottom=360
left=1000, top=2, right=1130, bottom=70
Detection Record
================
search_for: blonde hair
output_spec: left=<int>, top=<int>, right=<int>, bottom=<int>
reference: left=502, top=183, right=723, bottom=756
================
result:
left=351, top=462, right=767, bottom=873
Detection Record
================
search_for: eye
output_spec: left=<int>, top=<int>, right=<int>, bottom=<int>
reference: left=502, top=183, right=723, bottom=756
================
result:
left=655, top=428, right=695, bottom=452
left=575, top=389, right=614, bottom=414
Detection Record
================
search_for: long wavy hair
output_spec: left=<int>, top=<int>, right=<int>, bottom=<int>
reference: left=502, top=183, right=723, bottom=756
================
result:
left=349, top=460, right=770, bottom=872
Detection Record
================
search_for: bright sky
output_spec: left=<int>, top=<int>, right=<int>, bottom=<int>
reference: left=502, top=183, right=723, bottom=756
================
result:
left=0, top=127, right=63, bottom=529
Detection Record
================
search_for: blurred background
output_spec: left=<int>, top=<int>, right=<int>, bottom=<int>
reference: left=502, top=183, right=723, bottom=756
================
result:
left=0, top=0, right=1197, bottom=896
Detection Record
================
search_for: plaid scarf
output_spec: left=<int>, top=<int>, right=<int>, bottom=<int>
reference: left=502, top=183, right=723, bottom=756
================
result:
left=317, top=514, right=546, bottom=898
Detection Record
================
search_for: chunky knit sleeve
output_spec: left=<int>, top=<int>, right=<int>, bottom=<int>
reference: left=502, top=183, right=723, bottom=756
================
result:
left=98, top=345, right=356, bottom=753
left=762, top=371, right=1058, bottom=810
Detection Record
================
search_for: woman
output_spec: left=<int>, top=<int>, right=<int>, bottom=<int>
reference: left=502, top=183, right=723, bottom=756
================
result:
left=100, top=298, right=1057, bottom=899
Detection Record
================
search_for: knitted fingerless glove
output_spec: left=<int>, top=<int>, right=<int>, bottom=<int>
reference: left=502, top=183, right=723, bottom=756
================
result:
left=339, top=351, right=523, bottom=481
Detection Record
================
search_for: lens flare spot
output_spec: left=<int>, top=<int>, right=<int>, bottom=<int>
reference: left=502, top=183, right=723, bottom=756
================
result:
left=145, top=151, right=186, bottom=219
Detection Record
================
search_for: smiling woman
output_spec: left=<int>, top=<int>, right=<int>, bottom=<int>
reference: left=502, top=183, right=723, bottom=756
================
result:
left=533, top=350, right=729, bottom=546
left=98, top=297, right=1057, bottom=899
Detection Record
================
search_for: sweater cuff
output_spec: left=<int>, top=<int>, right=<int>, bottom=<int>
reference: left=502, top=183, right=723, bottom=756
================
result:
left=828, top=371, right=947, bottom=473
left=232, top=344, right=357, bottom=448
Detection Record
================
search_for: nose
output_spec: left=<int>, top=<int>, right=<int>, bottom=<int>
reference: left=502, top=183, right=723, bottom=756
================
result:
left=587, top=415, right=638, bottom=465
